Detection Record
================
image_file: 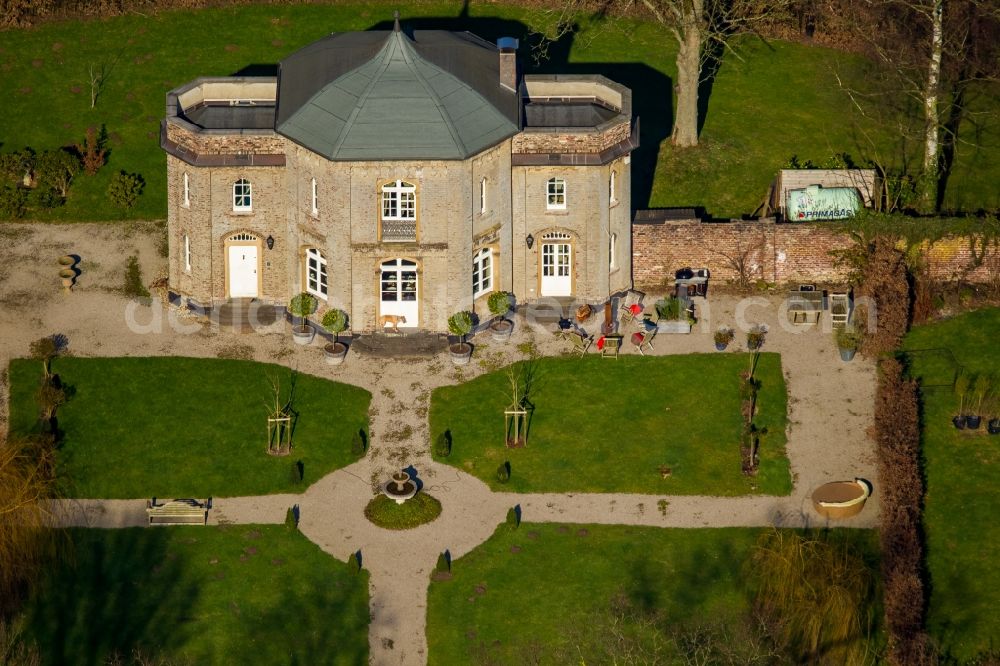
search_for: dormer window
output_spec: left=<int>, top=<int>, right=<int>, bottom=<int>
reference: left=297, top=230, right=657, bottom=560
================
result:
left=233, top=178, right=252, bottom=212
left=381, top=180, right=415, bottom=220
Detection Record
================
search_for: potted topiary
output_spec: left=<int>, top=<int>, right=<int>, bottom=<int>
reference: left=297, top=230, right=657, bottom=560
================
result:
left=448, top=311, right=473, bottom=365
left=835, top=326, right=863, bottom=362
left=952, top=371, right=970, bottom=429
left=321, top=308, right=349, bottom=365
left=714, top=326, right=734, bottom=351
left=487, top=291, right=514, bottom=341
left=746, top=324, right=768, bottom=351
left=288, top=292, right=318, bottom=345
left=967, top=374, right=991, bottom=430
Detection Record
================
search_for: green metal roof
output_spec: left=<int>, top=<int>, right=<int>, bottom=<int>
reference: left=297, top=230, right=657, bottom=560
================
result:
left=276, top=30, right=519, bottom=161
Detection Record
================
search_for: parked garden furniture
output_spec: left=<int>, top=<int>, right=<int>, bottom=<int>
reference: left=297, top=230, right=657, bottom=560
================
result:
left=830, top=292, right=851, bottom=328
left=146, top=498, right=210, bottom=525
left=631, top=328, right=656, bottom=355
left=568, top=332, right=593, bottom=357
left=786, top=287, right=823, bottom=325
left=598, top=335, right=622, bottom=359
left=618, top=289, right=645, bottom=325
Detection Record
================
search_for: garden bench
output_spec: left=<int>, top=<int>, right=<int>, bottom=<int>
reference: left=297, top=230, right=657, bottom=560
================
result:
left=146, top=498, right=210, bottom=525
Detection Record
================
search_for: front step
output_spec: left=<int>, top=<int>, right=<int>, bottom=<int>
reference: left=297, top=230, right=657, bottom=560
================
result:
left=210, top=299, right=281, bottom=332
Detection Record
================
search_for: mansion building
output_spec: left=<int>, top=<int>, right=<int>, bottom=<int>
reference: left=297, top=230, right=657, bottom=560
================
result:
left=162, top=17, right=637, bottom=331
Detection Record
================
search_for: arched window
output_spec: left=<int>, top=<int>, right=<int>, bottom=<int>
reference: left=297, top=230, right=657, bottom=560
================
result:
left=311, top=177, right=318, bottom=216
left=381, top=180, right=416, bottom=220
left=305, top=248, right=328, bottom=299
left=609, top=171, right=617, bottom=205
left=182, top=173, right=190, bottom=207
left=472, top=247, right=493, bottom=299
left=546, top=178, right=566, bottom=210
left=609, top=233, right=617, bottom=270
left=233, top=178, right=252, bottom=212
left=480, top=177, right=487, bottom=215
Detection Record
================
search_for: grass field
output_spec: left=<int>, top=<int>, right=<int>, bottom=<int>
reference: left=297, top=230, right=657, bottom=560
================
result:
left=22, top=526, right=369, bottom=665
left=8, top=356, right=370, bottom=498
left=429, top=353, right=790, bottom=495
left=0, top=1, right=996, bottom=221
left=427, top=523, right=880, bottom=664
left=903, top=307, right=1000, bottom=661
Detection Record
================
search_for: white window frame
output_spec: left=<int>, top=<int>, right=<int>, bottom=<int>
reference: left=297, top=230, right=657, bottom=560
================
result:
left=381, top=180, right=416, bottom=221
left=472, top=247, right=493, bottom=299
left=609, top=171, right=617, bottom=205
left=310, top=177, right=318, bottom=216
left=609, top=233, right=617, bottom=270
left=182, top=173, right=190, bottom=207
left=233, top=178, right=252, bottom=212
left=183, top=234, right=191, bottom=273
left=480, top=177, right=487, bottom=215
left=546, top=178, right=566, bottom=210
left=305, top=248, right=328, bottom=299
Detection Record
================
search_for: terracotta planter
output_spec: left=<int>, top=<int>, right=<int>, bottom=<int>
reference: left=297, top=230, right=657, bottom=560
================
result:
left=449, top=342, right=472, bottom=366
left=811, top=479, right=871, bottom=519
left=324, top=341, right=348, bottom=365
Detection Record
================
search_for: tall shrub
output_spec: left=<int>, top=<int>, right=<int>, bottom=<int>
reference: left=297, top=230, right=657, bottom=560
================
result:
left=858, top=237, right=911, bottom=356
left=875, top=358, right=931, bottom=664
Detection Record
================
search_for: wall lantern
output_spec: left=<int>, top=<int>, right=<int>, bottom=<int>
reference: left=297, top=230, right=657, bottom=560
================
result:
left=525, top=234, right=534, bottom=250
left=266, top=235, right=275, bottom=250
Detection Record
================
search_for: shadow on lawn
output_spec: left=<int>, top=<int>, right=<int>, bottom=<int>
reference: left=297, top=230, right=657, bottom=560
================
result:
left=26, top=529, right=199, bottom=664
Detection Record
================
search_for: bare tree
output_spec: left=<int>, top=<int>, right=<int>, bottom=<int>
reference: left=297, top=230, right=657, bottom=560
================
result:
left=88, top=62, right=108, bottom=109
left=0, top=435, right=59, bottom=615
left=705, top=226, right=768, bottom=291
left=540, top=0, right=790, bottom=147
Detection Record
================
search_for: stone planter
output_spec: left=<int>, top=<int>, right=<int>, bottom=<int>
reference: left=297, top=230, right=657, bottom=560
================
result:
left=839, top=347, right=857, bottom=362
left=811, top=479, right=871, bottom=519
left=656, top=320, right=692, bottom=334
left=58, top=255, right=75, bottom=267
left=59, top=268, right=75, bottom=289
left=449, top=342, right=472, bottom=366
left=490, top=319, right=513, bottom=342
left=324, top=341, right=348, bottom=365
left=291, top=323, right=315, bottom=345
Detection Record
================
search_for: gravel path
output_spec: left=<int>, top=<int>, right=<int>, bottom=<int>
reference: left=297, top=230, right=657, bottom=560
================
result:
left=3, top=223, right=877, bottom=665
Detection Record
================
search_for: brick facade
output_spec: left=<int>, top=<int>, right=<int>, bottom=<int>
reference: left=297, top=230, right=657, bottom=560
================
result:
left=632, top=217, right=1000, bottom=289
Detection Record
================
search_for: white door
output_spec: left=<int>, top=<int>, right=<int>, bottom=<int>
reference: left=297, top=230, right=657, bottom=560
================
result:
left=541, top=242, right=572, bottom=296
left=228, top=244, right=258, bottom=298
left=379, top=258, right=418, bottom=328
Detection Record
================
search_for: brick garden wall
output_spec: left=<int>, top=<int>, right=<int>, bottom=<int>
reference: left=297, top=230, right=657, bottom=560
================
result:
left=632, top=217, right=1000, bottom=289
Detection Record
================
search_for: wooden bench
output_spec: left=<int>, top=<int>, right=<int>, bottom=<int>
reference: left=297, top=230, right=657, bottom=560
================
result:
left=146, top=498, right=209, bottom=525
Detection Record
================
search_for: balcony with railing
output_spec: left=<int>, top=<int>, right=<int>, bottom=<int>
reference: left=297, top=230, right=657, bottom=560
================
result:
left=380, top=220, right=417, bottom=243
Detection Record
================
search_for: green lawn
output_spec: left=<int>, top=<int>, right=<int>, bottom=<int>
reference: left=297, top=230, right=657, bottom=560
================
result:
left=430, top=354, right=789, bottom=495
left=22, top=526, right=369, bottom=665
left=8, top=357, right=370, bottom=498
left=427, top=523, right=880, bottom=664
left=0, top=2, right=996, bottom=221
left=903, top=307, right=1000, bottom=661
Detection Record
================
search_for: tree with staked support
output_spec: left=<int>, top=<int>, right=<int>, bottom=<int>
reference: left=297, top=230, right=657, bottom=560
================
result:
left=265, top=372, right=295, bottom=456
left=503, top=363, right=537, bottom=448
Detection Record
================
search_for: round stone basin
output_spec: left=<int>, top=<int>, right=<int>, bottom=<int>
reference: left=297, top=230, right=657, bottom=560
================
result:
left=383, top=471, right=418, bottom=505
left=811, top=479, right=871, bottom=520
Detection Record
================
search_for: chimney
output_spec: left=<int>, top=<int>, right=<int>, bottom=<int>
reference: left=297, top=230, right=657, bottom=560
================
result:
left=497, top=37, right=519, bottom=92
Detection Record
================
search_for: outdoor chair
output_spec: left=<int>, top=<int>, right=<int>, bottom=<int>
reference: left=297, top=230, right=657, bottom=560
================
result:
left=600, top=335, right=622, bottom=360
left=631, top=328, right=656, bottom=355
left=618, top=289, right=646, bottom=326
left=568, top=332, right=593, bottom=357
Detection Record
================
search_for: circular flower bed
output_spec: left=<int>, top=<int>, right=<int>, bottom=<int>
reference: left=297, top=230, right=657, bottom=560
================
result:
left=364, top=492, right=442, bottom=530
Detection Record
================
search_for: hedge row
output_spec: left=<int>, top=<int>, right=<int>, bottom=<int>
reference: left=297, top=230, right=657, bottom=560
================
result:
left=875, top=358, right=932, bottom=664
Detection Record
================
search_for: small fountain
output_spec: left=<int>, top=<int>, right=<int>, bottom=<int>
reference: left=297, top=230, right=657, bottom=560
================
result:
left=382, top=470, right=418, bottom=505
